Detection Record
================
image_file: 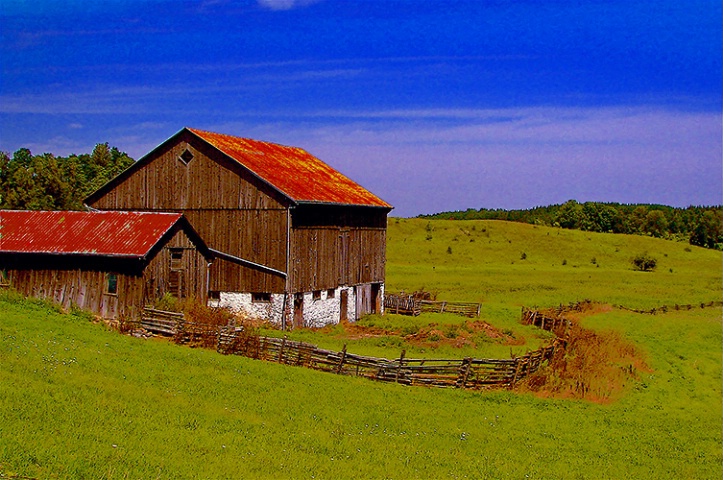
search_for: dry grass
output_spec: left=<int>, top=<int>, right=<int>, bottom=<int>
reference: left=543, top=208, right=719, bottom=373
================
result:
left=520, top=304, right=650, bottom=403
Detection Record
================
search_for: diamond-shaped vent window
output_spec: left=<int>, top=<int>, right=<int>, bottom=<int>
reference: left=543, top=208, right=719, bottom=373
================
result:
left=179, top=149, right=194, bottom=165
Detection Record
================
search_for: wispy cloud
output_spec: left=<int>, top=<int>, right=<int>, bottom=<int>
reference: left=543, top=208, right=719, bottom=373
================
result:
left=256, top=0, right=323, bottom=11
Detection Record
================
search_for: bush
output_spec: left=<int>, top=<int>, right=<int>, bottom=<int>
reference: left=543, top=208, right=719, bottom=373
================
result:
left=632, top=253, right=657, bottom=271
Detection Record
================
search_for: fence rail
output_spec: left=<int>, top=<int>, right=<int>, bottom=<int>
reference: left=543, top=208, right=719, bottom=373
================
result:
left=616, top=300, right=723, bottom=315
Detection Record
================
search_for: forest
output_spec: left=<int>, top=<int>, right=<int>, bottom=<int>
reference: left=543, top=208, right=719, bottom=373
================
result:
left=0, top=145, right=134, bottom=211
left=420, top=200, right=723, bottom=250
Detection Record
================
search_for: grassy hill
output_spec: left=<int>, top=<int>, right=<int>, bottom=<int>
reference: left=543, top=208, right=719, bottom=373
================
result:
left=1, top=219, right=721, bottom=479
left=387, top=218, right=720, bottom=307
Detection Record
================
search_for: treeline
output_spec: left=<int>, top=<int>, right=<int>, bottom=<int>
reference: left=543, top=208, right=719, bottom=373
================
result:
left=0, top=144, right=134, bottom=210
left=420, top=200, right=723, bottom=250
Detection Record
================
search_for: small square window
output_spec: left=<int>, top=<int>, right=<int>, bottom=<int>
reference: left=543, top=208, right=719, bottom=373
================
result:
left=327, top=289, right=335, bottom=299
left=106, top=273, right=118, bottom=295
left=313, top=290, right=322, bottom=301
left=209, top=291, right=220, bottom=301
left=179, top=149, right=194, bottom=165
left=252, top=292, right=271, bottom=303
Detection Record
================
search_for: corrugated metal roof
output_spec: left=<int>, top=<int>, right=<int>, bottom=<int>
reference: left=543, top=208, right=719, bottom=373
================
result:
left=0, top=210, right=184, bottom=258
left=188, top=128, right=392, bottom=209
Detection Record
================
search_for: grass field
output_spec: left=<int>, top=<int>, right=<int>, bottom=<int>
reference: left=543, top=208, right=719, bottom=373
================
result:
left=1, top=219, right=721, bottom=479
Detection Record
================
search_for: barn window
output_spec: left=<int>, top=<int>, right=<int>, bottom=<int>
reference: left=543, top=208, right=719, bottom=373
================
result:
left=170, top=248, right=184, bottom=270
left=178, top=148, right=194, bottom=166
left=327, top=288, right=335, bottom=299
left=252, top=292, right=271, bottom=303
left=106, top=273, right=118, bottom=295
left=313, top=290, right=322, bottom=301
left=209, top=291, right=220, bottom=301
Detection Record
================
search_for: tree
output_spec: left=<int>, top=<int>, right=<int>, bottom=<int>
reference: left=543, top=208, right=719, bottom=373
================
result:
left=690, top=211, right=723, bottom=249
left=555, top=200, right=582, bottom=229
left=631, top=253, right=657, bottom=272
left=0, top=145, right=135, bottom=211
left=643, top=210, right=669, bottom=238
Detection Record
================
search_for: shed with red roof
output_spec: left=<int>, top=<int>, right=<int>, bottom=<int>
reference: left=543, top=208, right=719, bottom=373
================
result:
left=85, top=127, right=392, bottom=327
left=0, top=210, right=212, bottom=320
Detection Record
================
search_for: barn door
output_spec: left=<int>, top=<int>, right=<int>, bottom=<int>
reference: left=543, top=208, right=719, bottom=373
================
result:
left=340, top=289, right=348, bottom=323
left=371, top=283, right=381, bottom=314
left=355, top=284, right=373, bottom=319
left=168, top=248, right=186, bottom=299
left=293, top=293, right=304, bottom=329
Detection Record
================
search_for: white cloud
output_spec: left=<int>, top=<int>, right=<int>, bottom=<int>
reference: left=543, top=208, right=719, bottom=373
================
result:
left=256, top=0, right=322, bottom=11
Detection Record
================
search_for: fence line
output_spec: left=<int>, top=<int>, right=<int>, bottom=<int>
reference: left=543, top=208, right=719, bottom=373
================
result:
left=616, top=300, right=723, bottom=315
left=138, top=306, right=559, bottom=390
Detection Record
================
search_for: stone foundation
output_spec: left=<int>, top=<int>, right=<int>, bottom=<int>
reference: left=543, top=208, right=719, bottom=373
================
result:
left=209, top=283, right=383, bottom=328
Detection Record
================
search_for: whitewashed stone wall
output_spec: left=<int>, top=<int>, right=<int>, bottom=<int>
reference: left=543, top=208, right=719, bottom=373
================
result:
left=213, top=292, right=285, bottom=323
left=208, top=283, right=384, bottom=327
left=302, top=289, right=340, bottom=328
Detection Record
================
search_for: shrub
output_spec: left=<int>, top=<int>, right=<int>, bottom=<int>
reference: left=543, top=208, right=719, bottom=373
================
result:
left=631, top=253, right=657, bottom=272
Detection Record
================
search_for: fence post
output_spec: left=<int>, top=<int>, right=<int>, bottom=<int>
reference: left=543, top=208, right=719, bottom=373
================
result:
left=456, top=357, right=473, bottom=389
left=279, top=336, right=287, bottom=364
left=336, top=344, right=348, bottom=374
left=395, top=349, right=406, bottom=383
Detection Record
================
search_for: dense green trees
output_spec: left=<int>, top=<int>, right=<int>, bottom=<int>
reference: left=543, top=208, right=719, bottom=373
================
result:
left=0, top=144, right=134, bottom=210
left=421, top=200, right=723, bottom=250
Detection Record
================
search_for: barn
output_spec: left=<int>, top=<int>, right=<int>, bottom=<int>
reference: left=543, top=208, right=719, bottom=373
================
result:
left=0, top=210, right=212, bottom=320
left=85, top=127, right=392, bottom=328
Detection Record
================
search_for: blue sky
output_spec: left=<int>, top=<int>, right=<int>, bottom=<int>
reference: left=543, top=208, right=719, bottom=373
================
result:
left=1, top=0, right=720, bottom=217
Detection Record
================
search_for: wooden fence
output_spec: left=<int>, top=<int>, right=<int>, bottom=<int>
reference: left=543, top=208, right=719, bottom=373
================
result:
left=138, top=307, right=557, bottom=390
left=521, top=308, right=572, bottom=338
left=384, top=293, right=481, bottom=318
left=141, top=308, right=185, bottom=335
left=616, top=300, right=723, bottom=315
left=216, top=328, right=559, bottom=389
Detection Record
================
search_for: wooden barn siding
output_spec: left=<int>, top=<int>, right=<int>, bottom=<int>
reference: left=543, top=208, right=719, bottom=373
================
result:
left=90, top=134, right=288, bottom=211
left=290, top=226, right=386, bottom=292
left=89, top=133, right=290, bottom=294
left=142, top=229, right=210, bottom=303
left=289, top=205, right=387, bottom=292
left=6, top=267, right=144, bottom=320
left=209, top=259, right=286, bottom=293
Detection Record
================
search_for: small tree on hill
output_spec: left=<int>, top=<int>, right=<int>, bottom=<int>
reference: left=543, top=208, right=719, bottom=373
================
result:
left=631, top=253, right=657, bottom=272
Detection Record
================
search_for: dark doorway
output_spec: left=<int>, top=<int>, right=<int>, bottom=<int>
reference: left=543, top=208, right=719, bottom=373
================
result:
left=293, top=293, right=304, bottom=328
left=340, top=289, right=348, bottom=323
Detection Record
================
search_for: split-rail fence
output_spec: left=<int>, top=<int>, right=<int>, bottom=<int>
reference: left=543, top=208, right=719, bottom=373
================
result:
left=138, top=306, right=563, bottom=390
left=384, top=293, right=481, bottom=318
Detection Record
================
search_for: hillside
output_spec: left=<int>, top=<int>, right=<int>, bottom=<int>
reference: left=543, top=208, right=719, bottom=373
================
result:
left=387, top=218, right=721, bottom=308
left=1, top=219, right=721, bottom=479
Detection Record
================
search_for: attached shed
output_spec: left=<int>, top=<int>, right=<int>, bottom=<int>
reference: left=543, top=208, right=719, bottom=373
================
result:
left=85, top=127, right=393, bottom=327
left=0, top=210, right=212, bottom=320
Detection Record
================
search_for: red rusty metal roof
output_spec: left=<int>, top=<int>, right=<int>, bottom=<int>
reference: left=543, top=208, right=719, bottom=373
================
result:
left=0, top=210, right=184, bottom=258
left=188, top=128, right=392, bottom=209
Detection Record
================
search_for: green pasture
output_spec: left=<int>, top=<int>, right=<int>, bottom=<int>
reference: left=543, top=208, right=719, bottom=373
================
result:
left=1, top=218, right=721, bottom=479
left=388, top=218, right=720, bottom=308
